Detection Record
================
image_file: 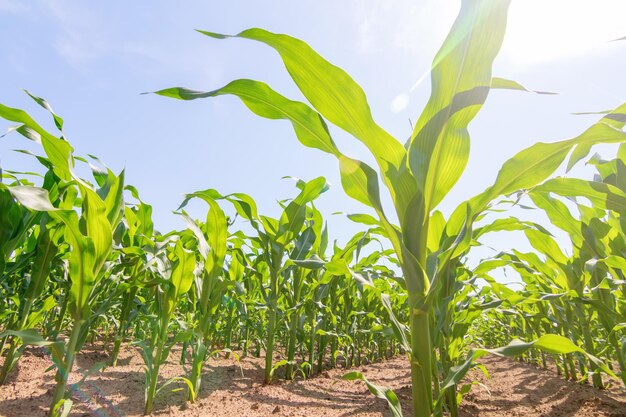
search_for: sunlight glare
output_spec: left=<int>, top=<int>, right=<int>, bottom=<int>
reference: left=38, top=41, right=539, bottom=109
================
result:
left=502, top=0, right=626, bottom=66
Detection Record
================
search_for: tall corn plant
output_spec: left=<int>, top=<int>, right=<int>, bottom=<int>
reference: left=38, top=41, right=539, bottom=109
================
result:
left=0, top=99, right=125, bottom=416
left=156, top=2, right=626, bottom=414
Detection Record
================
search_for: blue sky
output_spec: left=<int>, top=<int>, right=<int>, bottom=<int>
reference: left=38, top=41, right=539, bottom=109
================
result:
left=1, top=0, right=625, bottom=258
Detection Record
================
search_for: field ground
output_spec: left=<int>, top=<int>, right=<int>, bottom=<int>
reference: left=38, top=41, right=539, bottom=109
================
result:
left=1, top=346, right=625, bottom=417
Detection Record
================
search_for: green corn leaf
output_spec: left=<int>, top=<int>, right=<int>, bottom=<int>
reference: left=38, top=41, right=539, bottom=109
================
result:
left=178, top=212, right=210, bottom=259
left=0, top=104, right=73, bottom=181
left=534, top=178, right=626, bottom=212
left=290, top=227, right=316, bottom=261
left=471, top=120, right=626, bottom=215
left=347, top=213, right=379, bottom=226
left=441, top=334, right=617, bottom=395
left=80, top=186, right=113, bottom=273
left=6, top=185, right=58, bottom=212
left=277, top=177, right=327, bottom=245
left=289, top=254, right=326, bottom=270
left=169, top=241, right=196, bottom=308
left=529, top=191, right=584, bottom=246
left=567, top=103, right=626, bottom=170
left=409, top=0, right=510, bottom=211
left=156, top=376, right=197, bottom=402
left=523, top=229, right=568, bottom=265
left=56, top=211, right=98, bottom=317
left=103, top=170, right=125, bottom=228
left=473, top=217, right=546, bottom=239
left=23, top=227, right=58, bottom=302
left=23, top=89, right=65, bottom=133
left=51, top=398, right=73, bottom=417
left=154, top=80, right=340, bottom=157
left=196, top=29, right=405, bottom=172
left=192, top=27, right=422, bottom=233
left=380, top=293, right=411, bottom=352
left=342, top=371, right=403, bottom=417
left=181, top=190, right=227, bottom=265
left=0, top=329, right=64, bottom=366
left=491, top=77, right=556, bottom=95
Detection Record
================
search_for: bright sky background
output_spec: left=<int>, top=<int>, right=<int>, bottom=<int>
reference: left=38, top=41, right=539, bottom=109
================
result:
left=1, top=0, right=625, bottom=266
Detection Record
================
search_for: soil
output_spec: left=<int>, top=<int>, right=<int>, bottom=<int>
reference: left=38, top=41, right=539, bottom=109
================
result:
left=0, top=346, right=625, bottom=417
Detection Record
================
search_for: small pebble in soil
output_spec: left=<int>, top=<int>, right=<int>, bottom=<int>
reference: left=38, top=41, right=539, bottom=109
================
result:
left=273, top=405, right=281, bottom=413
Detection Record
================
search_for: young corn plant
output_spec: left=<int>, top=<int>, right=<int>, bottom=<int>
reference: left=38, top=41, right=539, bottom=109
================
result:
left=110, top=198, right=155, bottom=367
left=214, top=177, right=328, bottom=383
left=0, top=167, right=57, bottom=362
left=140, top=239, right=196, bottom=415
left=0, top=169, right=62, bottom=384
left=175, top=192, right=229, bottom=399
left=0, top=210, right=62, bottom=384
left=282, top=200, right=327, bottom=379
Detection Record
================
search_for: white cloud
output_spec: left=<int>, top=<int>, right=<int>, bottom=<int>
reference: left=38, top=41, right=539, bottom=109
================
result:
left=31, top=0, right=223, bottom=83
left=38, top=0, right=110, bottom=70
left=354, top=0, right=460, bottom=55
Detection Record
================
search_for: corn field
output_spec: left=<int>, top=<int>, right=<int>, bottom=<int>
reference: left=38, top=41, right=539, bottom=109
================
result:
left=1, top=1, right=625, bottom=417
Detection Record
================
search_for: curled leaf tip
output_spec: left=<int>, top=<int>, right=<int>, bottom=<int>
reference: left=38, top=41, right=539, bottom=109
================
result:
left=196, top=29, right=231, bottom=39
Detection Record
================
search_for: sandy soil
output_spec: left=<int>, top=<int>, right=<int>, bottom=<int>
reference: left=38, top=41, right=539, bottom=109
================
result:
left=0, top=345, right=625, bottom=417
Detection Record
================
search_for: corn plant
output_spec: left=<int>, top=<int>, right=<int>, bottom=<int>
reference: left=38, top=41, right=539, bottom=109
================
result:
left=175, top=192, right=229, bottom=399
left=0, top=208, right=62, bottom=384
left=155, top=0, right=626, bottom=414
left=472, top=127, right=626, bottom=387
left=110, top=198, right=155, bottom=366
left=229, top=177, right=328, bottom=383
left=0, top=98, right=125, bottom=416
left=0, top=170, right=58, bottom=383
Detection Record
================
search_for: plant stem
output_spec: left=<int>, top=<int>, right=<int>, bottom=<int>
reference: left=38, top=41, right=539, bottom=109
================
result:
left=409, top=299, right=433, bottom=417
left=264, top=264, right=280, bottom=384
left=48, top=319, right=83, bottom=417
left=264, top=301, right=277, bottom=383
left=144, top=342, right=163, bottom=415
left=111, top=286, right=137, bottom=367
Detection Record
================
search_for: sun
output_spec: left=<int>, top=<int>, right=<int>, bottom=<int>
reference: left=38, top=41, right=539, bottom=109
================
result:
left=501, top=0, right=626, bottom=66
left=390, top=0, right=625, bottom=113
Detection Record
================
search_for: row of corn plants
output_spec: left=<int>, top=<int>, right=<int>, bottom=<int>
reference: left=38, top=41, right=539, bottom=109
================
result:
left=471, top=129, right=626, bottom=389
left=0, top=95, right=414, bottom=415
